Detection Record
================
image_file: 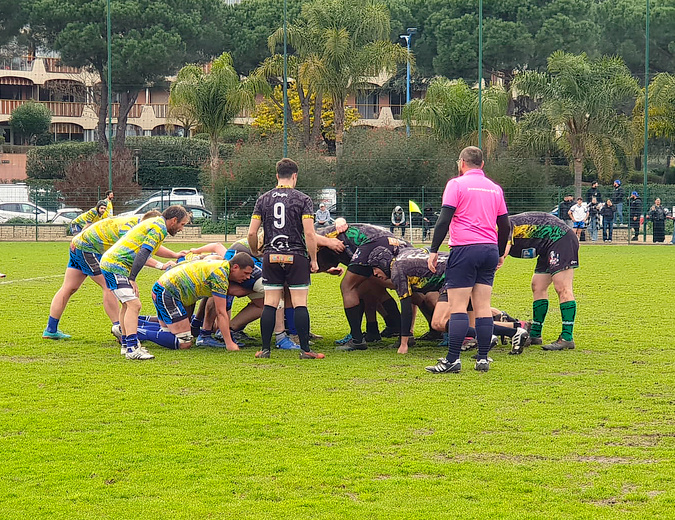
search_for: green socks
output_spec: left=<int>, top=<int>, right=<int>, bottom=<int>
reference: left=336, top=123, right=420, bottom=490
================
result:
left=560, top=300, right=576, bottom=341
left=531, top=299, right=549, bottom=338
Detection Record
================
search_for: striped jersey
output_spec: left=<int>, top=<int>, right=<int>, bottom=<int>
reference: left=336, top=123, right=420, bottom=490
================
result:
left=157, top=259, right=231, bottom=305
left=72, top=215, right=141, bottom=254
left=70, top=207, right=103, bottom=229
left=100, top=216, right=168, bottom=276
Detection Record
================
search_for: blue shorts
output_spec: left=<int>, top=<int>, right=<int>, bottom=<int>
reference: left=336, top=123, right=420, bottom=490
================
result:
left=68, top=248, right=102, bottom=277
left=573, top=221, right=585, bottom=229
left=225, top=248, right=263, bottom=291
left=70, top=223, right=83, bottom=235
left=444, top=244, right=500, bottom=289
left=152, top=283, right=188, bottom=324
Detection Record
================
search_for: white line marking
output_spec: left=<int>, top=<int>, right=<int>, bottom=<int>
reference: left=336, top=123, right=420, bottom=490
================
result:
left=0, top=274, right=62, bottom=285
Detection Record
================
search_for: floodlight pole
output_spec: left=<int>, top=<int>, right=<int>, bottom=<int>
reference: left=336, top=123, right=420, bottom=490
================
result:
left=400, top=28, right=416, bottom=137
left=282, top=0, right=288, bottom=158
left=642, top=0, right=650, bottom=241
left=106, top=0, right=113, bottom=191
left=478, top=0, right=483, bottom=150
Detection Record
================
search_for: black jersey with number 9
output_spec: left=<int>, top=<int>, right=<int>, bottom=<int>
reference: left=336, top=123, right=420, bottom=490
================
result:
left=252, top=186, right=314, bottom=256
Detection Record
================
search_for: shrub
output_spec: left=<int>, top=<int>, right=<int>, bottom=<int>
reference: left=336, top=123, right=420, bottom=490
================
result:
left=3, top=217, right=37, bottom=224
left=9, top=101, right=51, bottom=144
left=27, top=142, right=99, bottom=179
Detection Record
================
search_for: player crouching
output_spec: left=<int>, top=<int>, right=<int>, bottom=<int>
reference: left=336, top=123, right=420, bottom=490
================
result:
left=149, top=253, right=254, bottom=350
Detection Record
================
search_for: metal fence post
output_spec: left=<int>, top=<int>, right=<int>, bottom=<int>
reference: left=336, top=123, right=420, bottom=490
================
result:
left=355, top=186, right=358, bottom=222
left=35, top=190, right=38, bottom=242
left=224, top=186, right=228, bottom=243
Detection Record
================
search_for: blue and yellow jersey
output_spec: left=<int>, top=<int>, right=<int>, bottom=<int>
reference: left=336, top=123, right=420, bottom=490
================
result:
left=72, top=215, right=141, bottom=254
left=70, top=207, right=103, bottom=230
left=100, top=216, right=168, bottom=276
left=157, top=259, right=231, bottom=306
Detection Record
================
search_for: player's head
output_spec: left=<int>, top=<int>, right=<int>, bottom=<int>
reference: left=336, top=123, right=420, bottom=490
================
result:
left=457, top=146, right=483, bottom=175
left=96, top=200, right=107, bottom=216
left=105, top=190, right=114, bottom=200
left=368, top=246, right=394, bottom=279
left=162, top=205, right=190, bottom=236
left=141, top=210, right=161, bottom=220
left=229, top=252, right=255, bottom=282
left=334, top=217, right=348, bottom=233
left=591, top=181, right=598, bottom=188
left=576, top=197, right=582, bottom=204
left=276, top=158, right=299, bottom=186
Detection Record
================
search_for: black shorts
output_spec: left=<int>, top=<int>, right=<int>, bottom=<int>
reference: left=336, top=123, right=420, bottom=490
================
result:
left=262, top=252, right=311, bottom=289
left=444, top=244, right=499, bottom=289
left=437, top=288, right=473, bottom=311
left=348, top=237, right=403, bottom=277
left=534, top=233, right=579, bottom=275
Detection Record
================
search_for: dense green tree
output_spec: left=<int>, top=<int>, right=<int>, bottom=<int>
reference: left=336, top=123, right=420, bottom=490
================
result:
left=9, top=101, right=52, bottom=145
left=512, top=51, right=640, bottom=196
left=169, top=53, right=268, bottom=186
left=220, top=0, right=303, bottom=75
left=402, top=77, right=515, bottom=156
left=633, top=73, right=675, bottom=150
left=292, top=0, right=409, bottom=156
left=27, top=0, right=225, bottom=151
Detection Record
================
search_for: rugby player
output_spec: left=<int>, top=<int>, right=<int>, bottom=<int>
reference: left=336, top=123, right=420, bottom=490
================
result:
left=70, top=200, right=109, bottom=235
left=506, top=211, right=579, bottom=351
left=100, top=205, right=190, bottom=360
left=148, top=253, right=254, bottom=350
left=42, top=210, right=161, bottom=340
left=425, top=146, right=510, bottom=373
left=316, top=219, right=409, bottom=350
left=247, top=158, right=324, bottom=359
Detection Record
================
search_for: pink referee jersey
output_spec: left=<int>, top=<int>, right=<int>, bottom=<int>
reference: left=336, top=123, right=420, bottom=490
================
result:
left=441, top=169, right=508, bottom=246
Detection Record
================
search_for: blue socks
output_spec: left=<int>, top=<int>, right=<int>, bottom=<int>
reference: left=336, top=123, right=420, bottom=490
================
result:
left=446, top=313, right=470, bottom=362
left=475, top=316, right=494, bottom=360
left=126, top=333, right=138, bottom=352
left=284, top=307, right=297, bottom=335
left=46, top=316, right=59, bottom=333
left=137, top=327, right=179, bottom=350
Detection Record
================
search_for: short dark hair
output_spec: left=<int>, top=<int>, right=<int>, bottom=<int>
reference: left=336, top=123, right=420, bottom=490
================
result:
left=141, top=210, right=161, bottom=220
left=105, top=190, right=113, bottom=197
left=230, top=252, right=255, bottom=270
left=276, top=158, right=299, bottom=179
left=576, top=197, right=583, bottom=201
left=459, top=146, right=483, bottom=167
left=162, top=205, right=189, bottom=222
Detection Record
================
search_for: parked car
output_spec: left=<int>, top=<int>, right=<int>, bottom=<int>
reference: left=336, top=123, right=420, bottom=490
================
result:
left=0, top=202, right=55, bottom=223
left=50, top=208, right=84, bottom=224
left=119, top=202, right=211, bottom=223
left=122, top=187, right=205, bottom=210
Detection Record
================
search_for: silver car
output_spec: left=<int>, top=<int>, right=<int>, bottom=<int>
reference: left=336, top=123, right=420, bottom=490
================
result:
left=0, top=202, right=54, bottom=223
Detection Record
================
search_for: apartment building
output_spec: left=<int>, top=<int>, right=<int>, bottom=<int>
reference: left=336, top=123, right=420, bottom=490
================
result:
left=0, top=53, right=179, bottom=145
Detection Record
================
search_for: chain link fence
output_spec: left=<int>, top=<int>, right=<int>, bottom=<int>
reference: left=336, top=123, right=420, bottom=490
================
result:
left=1, top=182, right=674, bottom=243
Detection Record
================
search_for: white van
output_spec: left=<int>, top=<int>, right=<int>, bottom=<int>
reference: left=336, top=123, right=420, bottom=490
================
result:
left=118, top=187, right=205, bottom=217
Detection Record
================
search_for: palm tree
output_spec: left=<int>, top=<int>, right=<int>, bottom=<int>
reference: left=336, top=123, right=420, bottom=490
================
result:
left=288, top=0, right=410, bottom=156
left=633, top=72, right=675, bottom=150
left=169, top=53, right=269, bottom=179
left=512, top=51, right=639, bottom=197
left=402, top=77, right=516, bottom=157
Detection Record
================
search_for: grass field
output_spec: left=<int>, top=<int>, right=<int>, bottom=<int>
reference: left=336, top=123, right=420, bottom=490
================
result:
left=1, top=241, right=674, bottom=519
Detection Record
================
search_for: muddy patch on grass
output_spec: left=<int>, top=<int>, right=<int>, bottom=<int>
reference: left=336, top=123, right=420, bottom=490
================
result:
left=0, top=356, right=43, bottom=363
left=573, top=455, right=659, bottom=464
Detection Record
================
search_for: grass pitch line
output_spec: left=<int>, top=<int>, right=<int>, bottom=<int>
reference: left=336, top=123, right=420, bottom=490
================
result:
left=0, top=274, right=62, bottom=285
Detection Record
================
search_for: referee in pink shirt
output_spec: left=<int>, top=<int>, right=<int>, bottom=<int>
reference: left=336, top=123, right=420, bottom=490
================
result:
left=426, top=146, right=510, bottom=373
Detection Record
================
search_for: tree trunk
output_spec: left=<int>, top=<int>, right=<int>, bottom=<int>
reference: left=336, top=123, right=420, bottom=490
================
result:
left=573, top=154, right=583, bottom=199
left=309, top=90, right=323, bottom=150
left=114, top=90, right=140, bottom=151
left=96, top=81, right=109, bottom=152
left=334, top=96, right=345, bottom=157
left=297, top=84, right=311, bottom=149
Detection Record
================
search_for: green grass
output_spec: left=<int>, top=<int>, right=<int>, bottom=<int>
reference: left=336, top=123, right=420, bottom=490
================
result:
left=1, top=242, right=674, bottom=519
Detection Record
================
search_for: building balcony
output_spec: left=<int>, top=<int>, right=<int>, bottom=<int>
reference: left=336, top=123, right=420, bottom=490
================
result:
left=0, top=99, right=85, bottom=117
left=0, top=57, right=34, bottom=72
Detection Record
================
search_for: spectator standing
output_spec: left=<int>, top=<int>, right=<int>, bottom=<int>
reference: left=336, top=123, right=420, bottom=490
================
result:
left=587, top=197, right=600, bottom=241
left=629, top=191, right=642, bottom=240
left=600, top=199, right=617, bottom=242
left=647, top=198, right=669, bottom=243
left=558, top=195, right=574, bottom=228
left=315, top=203, right=333, bottom=227
left=667, top=212, right=675, bottom=244
left=586, top=181, right=602, bottom=204
left=390, top=205, right=406, bottom=237
left=568, top=198, right=588, bottom=239
left=425, top=146, right=510, bottom=373
left=612, top=180, right=625, bottom=225
left=422, top=205, right=434, bottom=241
